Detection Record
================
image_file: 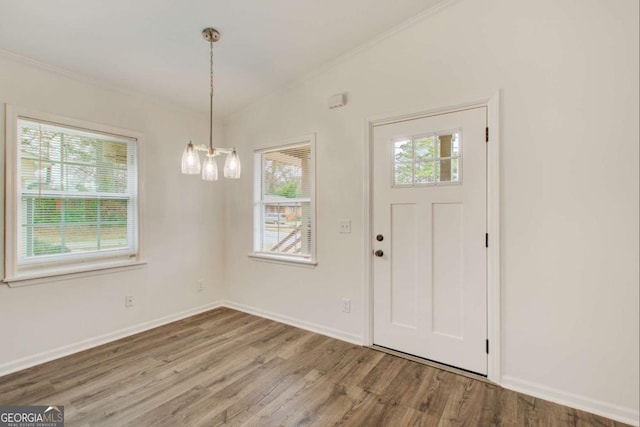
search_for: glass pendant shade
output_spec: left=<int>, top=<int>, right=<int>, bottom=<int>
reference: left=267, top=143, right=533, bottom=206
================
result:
left=224, top=149, right=241, bottom=179
left=202, top=155, right=218, bottom=181
left=181, top=143, right=201, bottom=175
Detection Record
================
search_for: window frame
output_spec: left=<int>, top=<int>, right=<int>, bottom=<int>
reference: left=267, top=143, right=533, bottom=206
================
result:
left=251, top=134, right=316, bottom=266
left=3, top=105, right=145, bottom=286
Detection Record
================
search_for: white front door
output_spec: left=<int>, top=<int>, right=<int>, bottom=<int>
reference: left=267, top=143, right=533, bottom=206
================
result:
left=372, top=107, right=487, bottom=375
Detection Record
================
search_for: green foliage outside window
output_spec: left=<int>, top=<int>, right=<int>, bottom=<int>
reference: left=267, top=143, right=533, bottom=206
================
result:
left=31, top=198, right=127, bottom=224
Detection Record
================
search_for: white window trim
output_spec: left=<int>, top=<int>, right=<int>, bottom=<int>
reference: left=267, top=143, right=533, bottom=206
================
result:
left=251, top=133, right=316, bottom=266
left=3, top=105, right=146, bottom=287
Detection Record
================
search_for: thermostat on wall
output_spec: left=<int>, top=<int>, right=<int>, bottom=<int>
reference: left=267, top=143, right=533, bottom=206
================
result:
left=328, top=93, right=346, bottom=109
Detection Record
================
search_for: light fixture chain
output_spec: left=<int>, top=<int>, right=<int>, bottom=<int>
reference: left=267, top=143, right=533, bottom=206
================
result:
left=209, top=40, right=214, bottom=151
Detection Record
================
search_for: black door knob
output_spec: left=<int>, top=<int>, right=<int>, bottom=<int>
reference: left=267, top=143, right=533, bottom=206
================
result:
left=376, top=234, right=384, bottom=241
left=374, top=250, right=384, bottom=257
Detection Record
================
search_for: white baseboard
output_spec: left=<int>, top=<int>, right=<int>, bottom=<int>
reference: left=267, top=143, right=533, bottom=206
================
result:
left=2, top=301, right=636, bottom=427
left=0, top=301, right=223, bottom=377
left=501, top=375, right=639, bottom=427
left=221, top=300, right=364, bottom=346
left=0, top=300, right=364, bottom=378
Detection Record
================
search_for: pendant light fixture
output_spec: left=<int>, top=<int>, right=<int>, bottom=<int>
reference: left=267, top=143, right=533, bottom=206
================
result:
left=180, top=28, right=241, bottom=180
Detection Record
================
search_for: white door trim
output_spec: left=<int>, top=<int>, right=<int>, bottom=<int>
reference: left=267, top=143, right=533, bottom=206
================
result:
left=363, top=91, right=501, bottom=383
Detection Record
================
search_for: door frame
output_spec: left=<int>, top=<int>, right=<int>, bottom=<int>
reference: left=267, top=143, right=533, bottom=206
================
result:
left=363, top=91, right=501, bottom=383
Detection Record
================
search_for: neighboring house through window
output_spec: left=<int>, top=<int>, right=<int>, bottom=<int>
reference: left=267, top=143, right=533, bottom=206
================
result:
left=3, top=106, right=143, bottom=285
left=253, top=134, right=315, bottom=264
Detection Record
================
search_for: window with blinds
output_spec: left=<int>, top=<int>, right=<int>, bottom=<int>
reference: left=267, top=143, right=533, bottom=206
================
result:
left=254, top=137, right=315, bottom=262
left=14, top=117, right=138, bottom=268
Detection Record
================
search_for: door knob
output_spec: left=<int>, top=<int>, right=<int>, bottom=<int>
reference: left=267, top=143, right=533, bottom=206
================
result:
left=374, top=250, right=384, bottom=257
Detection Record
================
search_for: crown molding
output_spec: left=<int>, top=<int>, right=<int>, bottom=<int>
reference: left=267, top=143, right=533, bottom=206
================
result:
left=0, top=47, right=205, bottom=117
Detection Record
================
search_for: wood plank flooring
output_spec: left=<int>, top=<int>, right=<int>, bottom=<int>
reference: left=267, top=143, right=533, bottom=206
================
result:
left=0, top=307, right=631, bottom=426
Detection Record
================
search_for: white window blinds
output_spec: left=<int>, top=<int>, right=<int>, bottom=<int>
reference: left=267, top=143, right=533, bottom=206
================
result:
left=17, top=118, right=138, bottom=264
left=255, top=142, right=314, bottom=259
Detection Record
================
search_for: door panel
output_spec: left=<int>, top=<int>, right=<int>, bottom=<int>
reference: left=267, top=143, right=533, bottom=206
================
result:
left=432, top=202, right=464, bottom=338
left=372, top=107, right=487, bottom=375
left=390, top=203, right=418, bottom=329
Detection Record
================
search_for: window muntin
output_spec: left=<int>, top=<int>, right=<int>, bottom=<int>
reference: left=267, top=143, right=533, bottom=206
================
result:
left=7, top=113, right=139, bottom=279
left=393, top=131, right=462, bottom=187
left=254, top=138, right=315, bottom=262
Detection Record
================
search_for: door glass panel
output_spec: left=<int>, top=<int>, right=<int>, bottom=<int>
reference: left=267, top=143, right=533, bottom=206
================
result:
left=394, top=162, right=413, bottom=185
left=394, top=139, right=412, bottom=159
left=436, top=132, right=461, bottom=183
left=394, top=139, right=413, bottom=185
left=415, top=136, right=436, bottom=160
left=392, top=130, right=462, bottom=187
left=439, top=132, right=460, bottom=157
left=415, top=161, right=436, bottom=184
left=436, top=158, right=460, bottom=182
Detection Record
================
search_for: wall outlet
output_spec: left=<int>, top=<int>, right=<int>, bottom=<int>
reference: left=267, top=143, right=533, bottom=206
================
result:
left=125, top=295, right=134, bottom=308
left=197, top=279, right=204, bottom=292
left=342, top=298, right=351, bottom=313
left=339, top=220, right=351, bottom=234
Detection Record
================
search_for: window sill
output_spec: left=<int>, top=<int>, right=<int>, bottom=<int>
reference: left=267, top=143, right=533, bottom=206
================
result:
left=3, top=259, right=147, bottom=287
left=248, top=253, right=317, bottom=268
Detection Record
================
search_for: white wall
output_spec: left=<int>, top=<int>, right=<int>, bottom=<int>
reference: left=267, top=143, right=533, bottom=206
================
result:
left=0, top=55, right=227, bottom=372
left=0, top=0, right=637, bottom=424
left=223, top=0, right=639, bottom=423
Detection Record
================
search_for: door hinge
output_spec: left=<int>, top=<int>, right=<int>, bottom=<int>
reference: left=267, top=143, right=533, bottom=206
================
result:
left=485, top=233, right=489, bottom=248
left=485, top=127, right=489, bottom=142
left=486, top=339, right=489, bottom=354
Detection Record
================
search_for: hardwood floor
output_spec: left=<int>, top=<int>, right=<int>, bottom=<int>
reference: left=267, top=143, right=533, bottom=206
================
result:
left=0, top=307, right=630, bottom=426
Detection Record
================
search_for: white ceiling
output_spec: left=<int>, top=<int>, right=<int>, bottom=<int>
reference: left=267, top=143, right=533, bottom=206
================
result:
left=0, top=0, right=445, bottom=116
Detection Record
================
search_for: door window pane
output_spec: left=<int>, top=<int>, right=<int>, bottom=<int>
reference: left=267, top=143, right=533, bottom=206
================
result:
left=393, top=139, right=414, bottom=185
left=415, top=136, right=436, bottom=160
left=392, top=130, right=462, bottom=187
left=415, top=161, right=436, bottom=184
